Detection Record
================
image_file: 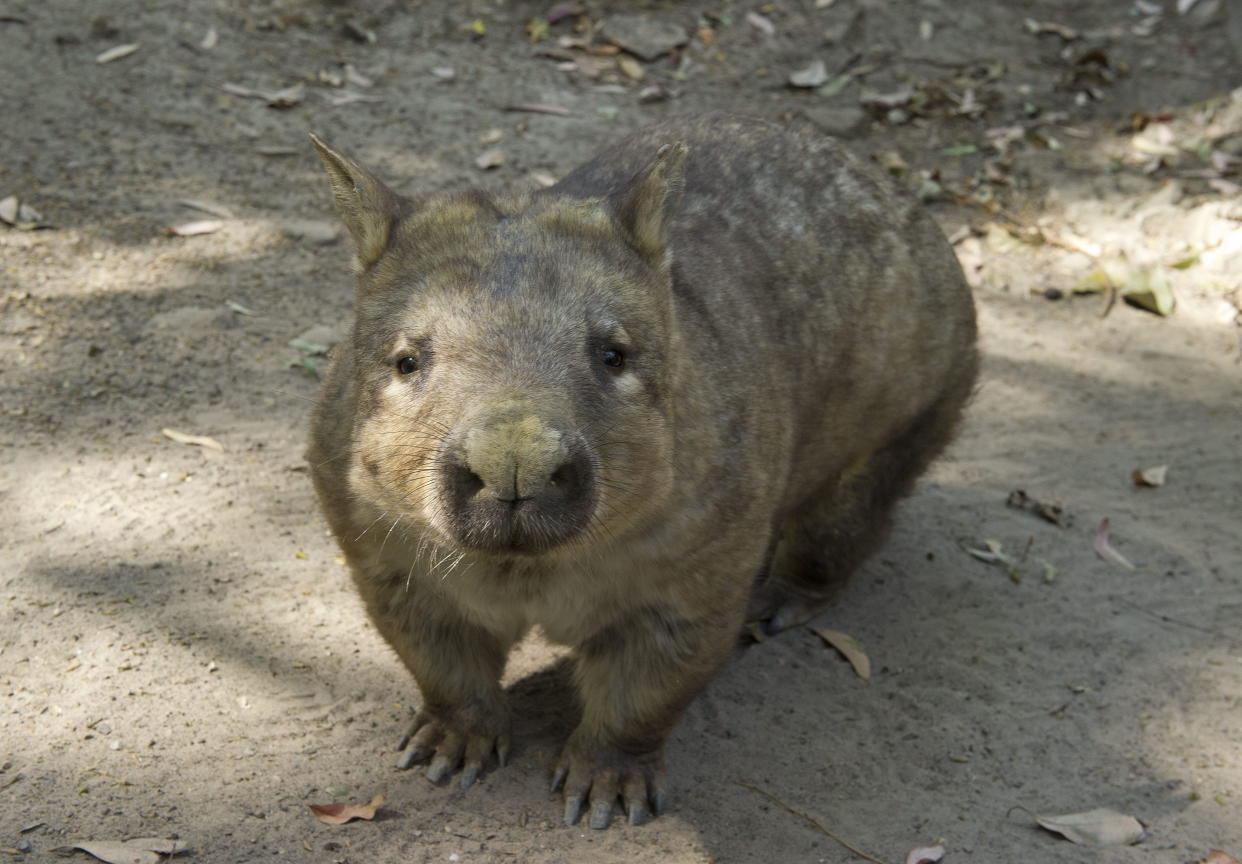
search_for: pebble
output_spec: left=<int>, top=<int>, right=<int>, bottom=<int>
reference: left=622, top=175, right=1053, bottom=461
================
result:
left=599, top=14, right=687, bottom=61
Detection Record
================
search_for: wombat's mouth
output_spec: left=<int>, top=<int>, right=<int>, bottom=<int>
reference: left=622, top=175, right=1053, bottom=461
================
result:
left=444, top=495, right=594, bottom=556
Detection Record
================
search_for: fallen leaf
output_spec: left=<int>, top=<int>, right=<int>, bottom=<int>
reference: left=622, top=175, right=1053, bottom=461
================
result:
left=1093, top=519, right=1135, bottom=571
left=1120, top=266, right=1175, bottom=316
left=1023, top=19, right=1078, bottom=40
left=906, top=844, right=945, bottom=864
left=96, top=43, right=140, bottom=64
left=326, top=90, right=383, bottom=107
left=165, top=220, right=223, bottom=237
left=1198, top=851, right=1242, bottom=864
left=1034, top=808, right=1145, bottom=845
left=617, top=55, right=644, bottom=80
left=964, top=539, right=1025, bottom=583
left=200, top=26, right=218, bottom=50
left=1132, top=465, right=1168, bottom=487
left=746, top=11, right=775, bottom=36
left=430, top=66, right=455, bottom=81
left=789, top=60, right=828, bottom=89
left=812, top=628, right=871, bottom=680
left=1005, top=489, right=1072, bottom=528
left=52, top=838, right=187, bottom=864
left=0, top=195, right=49, bottom=229
left=221, top=82, right=304, bottom=108
left=342, top=64, right=373, bottom=88
left=471, top=18, right=486, bottom=36
left=225, top=299, right=258, bottom=316
left=1040, top=559, right=1057, bottom=583
left=475, top=149, right=505, bottom=170
left=161, top=428, right=224, bottom=452
left=545, top=4, right=584, bottom=25
left=309, top=793, right=385, bottom=825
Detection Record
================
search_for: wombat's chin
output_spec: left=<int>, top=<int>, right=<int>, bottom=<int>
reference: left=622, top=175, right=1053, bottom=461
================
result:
left=444, top=500, right=593, bottom=556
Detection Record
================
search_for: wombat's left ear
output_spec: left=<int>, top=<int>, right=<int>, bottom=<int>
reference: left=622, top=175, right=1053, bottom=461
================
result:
left=609, top=142, right=688, bottom=271
left=309, top=132, right=407, bottom=269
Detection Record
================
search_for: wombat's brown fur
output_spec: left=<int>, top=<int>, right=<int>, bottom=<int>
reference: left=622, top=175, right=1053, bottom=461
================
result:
left=306, top=113, right=977, bottom=829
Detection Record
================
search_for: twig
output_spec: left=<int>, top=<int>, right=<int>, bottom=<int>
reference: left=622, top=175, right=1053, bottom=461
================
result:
left=737, top=781, right=889, bottom=864
left=1116, top=597, right=1242, bottom=650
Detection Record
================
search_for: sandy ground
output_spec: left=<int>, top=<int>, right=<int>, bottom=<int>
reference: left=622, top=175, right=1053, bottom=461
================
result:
left=2, top=1, right=1241, bottom=862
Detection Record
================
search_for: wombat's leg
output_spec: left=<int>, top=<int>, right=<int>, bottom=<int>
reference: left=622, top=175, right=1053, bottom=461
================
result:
left=554, top=602, right=741, bottom=829
left=756, top=386, right=972, bottom=633
left=372, top=598, right=513, bottom=789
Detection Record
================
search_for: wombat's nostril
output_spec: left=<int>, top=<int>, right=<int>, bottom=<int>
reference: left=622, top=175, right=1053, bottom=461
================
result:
left=547, top=458, right=583, bottom=496
left=454, top=463, right=485, bottom=499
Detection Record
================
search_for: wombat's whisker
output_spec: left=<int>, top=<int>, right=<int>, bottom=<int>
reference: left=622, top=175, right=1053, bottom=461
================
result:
left=353, top=510, right=389, bottom=543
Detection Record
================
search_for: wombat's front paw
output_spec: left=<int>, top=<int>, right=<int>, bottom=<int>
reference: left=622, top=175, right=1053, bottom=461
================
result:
left=395, top=708, right=511, bottom=789
left=551, top=738, right=667, bottom=829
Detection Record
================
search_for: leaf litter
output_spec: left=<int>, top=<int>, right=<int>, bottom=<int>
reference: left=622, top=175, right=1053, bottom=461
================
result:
left=1093, top=519, right=1136, bottom=570
left=309, top=793, right=385, bottom=825
left=812, top=628, right=871, bottom=680
left=1132, top=465, right=1169, bottom=487
left=51, top=837, right=188, bottom=864
left=1033, top=807, right=1146, bottom=845
left=161, top=428, right=224, bottom=452
left=906, top=845, right=946, bottom=864
left=95, top=43, right=141, bottom=64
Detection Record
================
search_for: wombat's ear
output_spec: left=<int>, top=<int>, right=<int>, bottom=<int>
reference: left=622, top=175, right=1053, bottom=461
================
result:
left=609, top=142, right=688, bottom=270
left=309, top=133, right=406, bottom=268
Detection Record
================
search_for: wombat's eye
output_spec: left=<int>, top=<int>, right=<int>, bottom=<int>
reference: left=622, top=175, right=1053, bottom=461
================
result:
left=601, top=349, right=625, bottom=369
left=396, top=356, right=419, bottom=375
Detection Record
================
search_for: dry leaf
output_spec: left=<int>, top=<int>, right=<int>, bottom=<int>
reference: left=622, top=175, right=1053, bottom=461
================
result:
left=475, top=149, right=506, bottom=170
left=1200, top=851, right=1242, bottom=864
left=1132, top=465, right=1168, bottom=487
left=746, top=11, right=775, bottom=36
left=52, top=837, right=187, bottom=864
left=1034, top=808, right=1145, bottom=845
left=200, top=27, right=218, bottom=50
left=0, top=195, right=47, bottom=228
left=906, top=845, right=946, bottom=864
left=161, top=428, right=224, bottom=452
left=96, top=43, right=141, bottom=64
left=165, top=220, right=223, bottom=237
left=221, top=82, right=304, bottom=108
left=617, top=55, right=644, bottom=80
left=309, top=793, right=385, bottom=825
left=1093, top=519, right=1135, bottom=570
left=812, top=628, right=871, bottom=680
left=789, top=60, right=828, bottom=88
left=326, top=90, right=383, bottom=107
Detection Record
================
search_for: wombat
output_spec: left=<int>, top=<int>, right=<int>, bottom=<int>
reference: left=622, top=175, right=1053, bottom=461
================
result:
left=306, top=113, right=977, bottom=829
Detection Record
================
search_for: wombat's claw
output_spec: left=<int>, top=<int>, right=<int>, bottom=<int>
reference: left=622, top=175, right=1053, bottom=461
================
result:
left=394, top=712, right=509, bottom=789
left=553, top=743, right=666, bottom=830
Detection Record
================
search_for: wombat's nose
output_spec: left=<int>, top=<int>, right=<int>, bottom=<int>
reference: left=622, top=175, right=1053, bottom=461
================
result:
left=451, top=463, right=486, bottom=501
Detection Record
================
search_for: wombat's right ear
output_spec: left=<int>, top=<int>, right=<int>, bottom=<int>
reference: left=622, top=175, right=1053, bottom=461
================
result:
left=609, top=142, right=689, bottom=271
left=309, top=133, right=406, bottom=269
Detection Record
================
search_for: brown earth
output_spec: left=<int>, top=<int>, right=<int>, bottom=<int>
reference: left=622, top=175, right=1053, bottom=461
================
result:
left=2, top=1, right=1241, bottom=862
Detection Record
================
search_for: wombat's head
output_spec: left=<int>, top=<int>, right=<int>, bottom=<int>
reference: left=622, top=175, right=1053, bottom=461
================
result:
left=312, top=135, right=686, bottom=557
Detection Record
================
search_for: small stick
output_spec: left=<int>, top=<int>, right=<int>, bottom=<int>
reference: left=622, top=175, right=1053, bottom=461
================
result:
left=504, top=103, right=572, bottom=116
left=737, top=781, right=889, bottom=864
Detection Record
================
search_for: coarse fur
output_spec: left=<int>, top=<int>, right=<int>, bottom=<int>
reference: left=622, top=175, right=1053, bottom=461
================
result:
left=305, top=113, right=978, bottom=829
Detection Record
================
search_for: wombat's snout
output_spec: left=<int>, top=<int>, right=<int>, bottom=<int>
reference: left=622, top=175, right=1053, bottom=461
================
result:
left=439, top=414, right=595, bottom=555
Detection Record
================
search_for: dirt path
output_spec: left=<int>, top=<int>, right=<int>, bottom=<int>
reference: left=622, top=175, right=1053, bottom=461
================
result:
left=2, top=1, right=1240, bottom=862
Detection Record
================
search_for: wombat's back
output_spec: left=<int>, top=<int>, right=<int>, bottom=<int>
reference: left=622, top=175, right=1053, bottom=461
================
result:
left=552, top=113, right=976, bottom=512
